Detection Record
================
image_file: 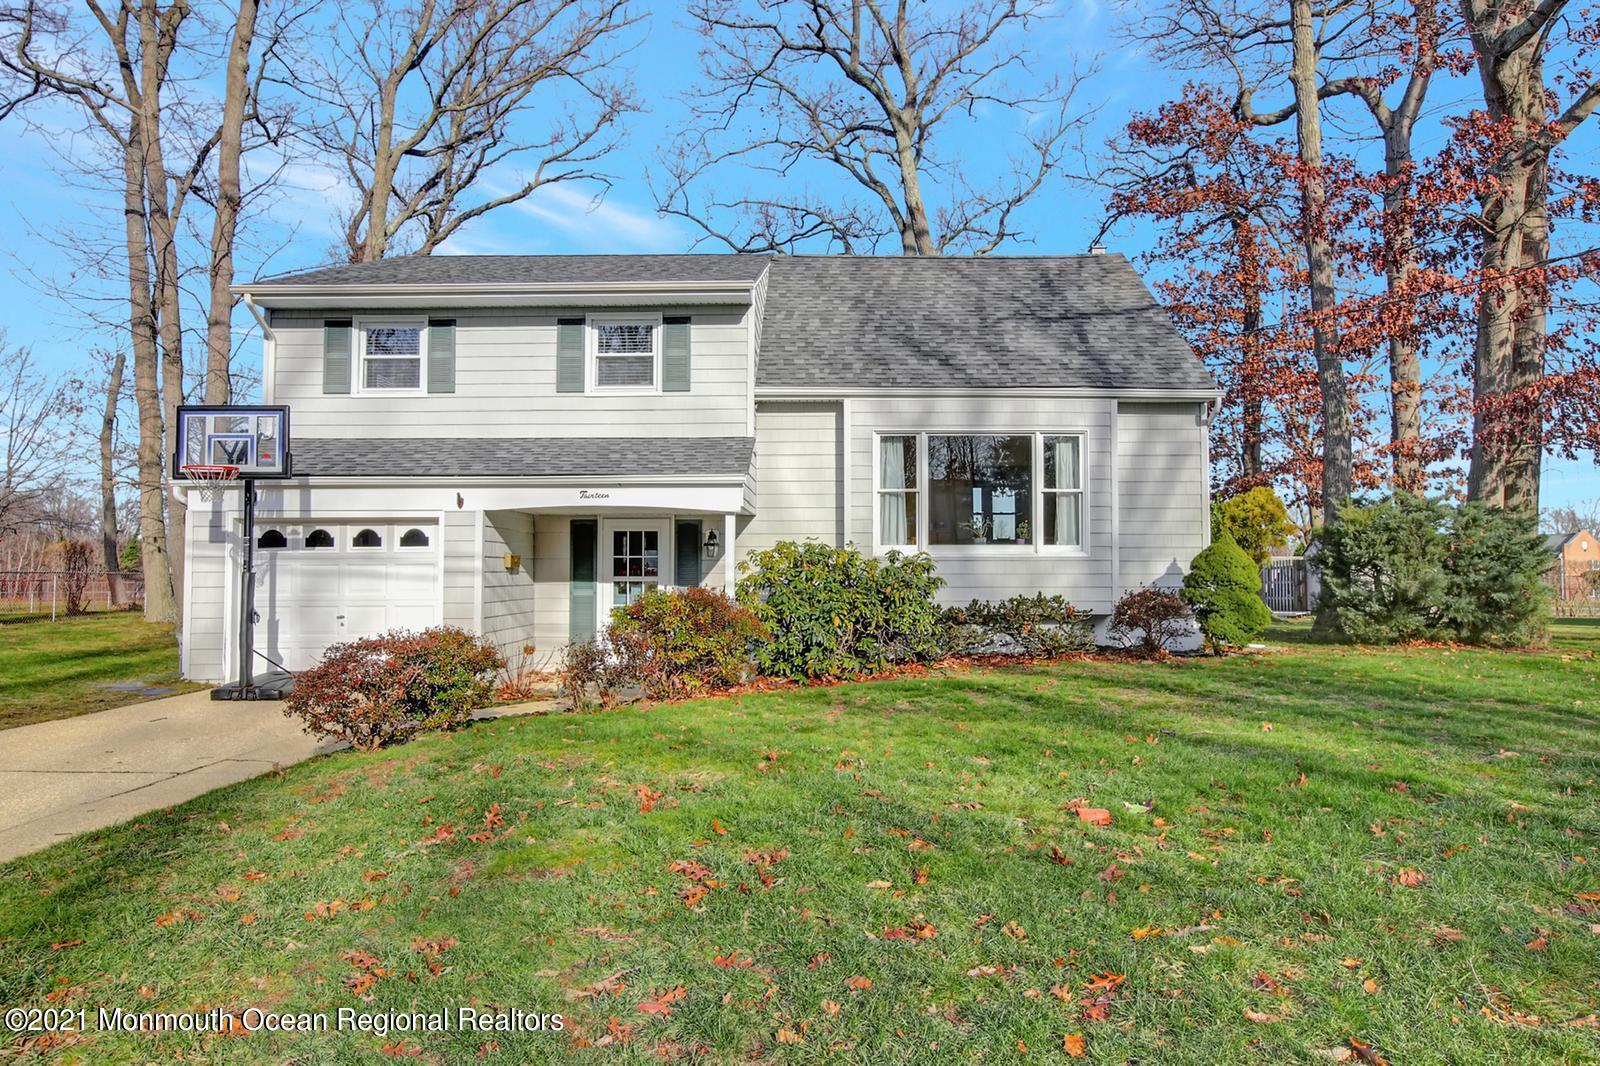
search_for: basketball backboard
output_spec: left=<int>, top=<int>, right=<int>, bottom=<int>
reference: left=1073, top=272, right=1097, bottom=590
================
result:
left=174, top=405, right=292, bottom=479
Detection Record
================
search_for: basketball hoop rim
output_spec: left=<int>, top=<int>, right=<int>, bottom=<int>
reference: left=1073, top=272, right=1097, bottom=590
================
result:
left=180, top=463, right=241, bottom=483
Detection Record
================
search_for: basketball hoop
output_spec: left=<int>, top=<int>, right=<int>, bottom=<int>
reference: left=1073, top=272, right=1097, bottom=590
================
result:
left=181, top=463, right=239, bottom=503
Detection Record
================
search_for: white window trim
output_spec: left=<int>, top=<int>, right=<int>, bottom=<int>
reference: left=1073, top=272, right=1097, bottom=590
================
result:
left=587, top=312, right=662, bottom=395
left=872, top=433, right=920, bottom=553
left=355, top=318, right=428, bottom=396
left=1039, top=433, right=1088, bottom=555
left=871, top=430, right=1091, bottom=558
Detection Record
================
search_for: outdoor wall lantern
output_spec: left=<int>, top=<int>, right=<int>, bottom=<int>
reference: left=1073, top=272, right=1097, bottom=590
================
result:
left=704, top=529, right=720, bottom=559
left=502, top=552, right=521, bottom=572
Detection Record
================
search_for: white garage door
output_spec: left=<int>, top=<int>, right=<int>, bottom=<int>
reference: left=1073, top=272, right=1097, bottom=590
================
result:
left=250, top=521, right=440, bottom=672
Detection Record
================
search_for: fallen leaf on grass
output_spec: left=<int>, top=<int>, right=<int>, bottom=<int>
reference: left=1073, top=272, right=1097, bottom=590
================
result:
left=1063, top=1033, right=1088, bottom=1057
left=843, top=976, right=872, bottom=991
left=775, top=1026, right=805, bottom=1044
left=1130, top=925, right=1162, bottom=941
left=1077, top=808, right=1111, bottom=827
left=821, top=999, right=841, bottom=1017
left=1244, top=1008, right=1283, bottom=1023
left=637, top=986, right=686, bottom=1018
left=1393, top=867, right=1426, bottom=888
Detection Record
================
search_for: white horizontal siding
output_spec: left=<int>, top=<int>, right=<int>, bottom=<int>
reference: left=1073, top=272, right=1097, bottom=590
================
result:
left=741, top=402, right=841, bottom=561
left=531, top=514, right=572, bottom=668
left=845, top=396, right=1117, bottom=611
left=482, top=510, right=536, bottom=663
left=442, top=510, right=477, bottom=630
left=1117, top=401, right=1208, bottom=594
left=184, top=501, right=231, bottom=682
left=271, top=307, right=751, bottom=438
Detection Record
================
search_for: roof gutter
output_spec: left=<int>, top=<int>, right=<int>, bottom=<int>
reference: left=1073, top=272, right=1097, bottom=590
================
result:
left=755, top=386, right=1224, bottom=401
left=233, top=278, right=759, bottom=305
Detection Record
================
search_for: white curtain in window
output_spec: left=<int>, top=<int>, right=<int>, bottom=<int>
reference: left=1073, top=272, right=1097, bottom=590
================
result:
left=1054, top=493, right=1081, bottom=547
left=1051, top=436, right=1080, bottom=489
left=880, top=437, right=909, bottom=545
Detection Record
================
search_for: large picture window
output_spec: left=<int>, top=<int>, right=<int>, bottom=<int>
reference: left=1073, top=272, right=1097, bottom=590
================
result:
left=875, top=431, right=1087, bottom=552
left=928, top=435, right=1033, bottom=545
left=360, top=322, right=425, bottom=391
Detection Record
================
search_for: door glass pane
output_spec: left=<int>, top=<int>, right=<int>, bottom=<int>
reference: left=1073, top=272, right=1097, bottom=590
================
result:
left=643, top=550, right=658, bottom=577
left=614, top=581, right=631, bottom=606
left=927, top=435, right=1033, bottom=545
left=643, top=531, right=658, bottom=552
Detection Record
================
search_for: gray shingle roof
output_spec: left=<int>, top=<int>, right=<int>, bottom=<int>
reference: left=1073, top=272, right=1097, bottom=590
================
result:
left=249, top=252, right=1211, bottom=393
left=291, top=437, right=754, bottom=479
left=755, top=254, right=1213, bottom=391
left=1545, top=532, right=1578, bottom=553
left=255, top=254, right=768, bottom=288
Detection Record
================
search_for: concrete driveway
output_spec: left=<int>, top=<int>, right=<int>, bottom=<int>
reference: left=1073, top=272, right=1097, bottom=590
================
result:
left=0, top=692, right=556, bottom=864
left=0, top=690, right=337, bottom=863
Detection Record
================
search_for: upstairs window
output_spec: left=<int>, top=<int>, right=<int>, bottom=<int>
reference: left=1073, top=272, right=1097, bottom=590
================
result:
left=592, top=318, right=657, bottom=390
left=360, top=321, right=425, bottom=391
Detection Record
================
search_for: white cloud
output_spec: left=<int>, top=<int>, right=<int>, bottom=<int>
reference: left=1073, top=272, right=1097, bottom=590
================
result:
left=513, top=183, right=685, bottom=252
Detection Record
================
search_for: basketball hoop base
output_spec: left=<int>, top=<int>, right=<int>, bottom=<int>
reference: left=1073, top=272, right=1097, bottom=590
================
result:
left=212, top=669, right=294, bottom=701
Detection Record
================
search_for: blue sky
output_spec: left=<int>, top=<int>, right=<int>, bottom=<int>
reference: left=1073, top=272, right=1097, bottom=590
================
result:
left=0, top=0, right=1593, bottom=509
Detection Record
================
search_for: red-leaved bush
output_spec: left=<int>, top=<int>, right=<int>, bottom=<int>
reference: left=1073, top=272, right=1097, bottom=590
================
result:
left=285, top=627, right=504, bottom=750
left=1110, top=587, right=1192, bottom=658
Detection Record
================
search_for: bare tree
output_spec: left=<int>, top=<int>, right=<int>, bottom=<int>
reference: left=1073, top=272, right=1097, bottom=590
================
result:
left=0, top=0, right=183, bottom=621
left=0, top=338, right=74, bottom=539
left=658, top=0, right=1094, bottom=255
left=96, top=349, right=127, bottom=599
left=202, top=0, right=259, bottom=404
left=1459, top=0, right=1600, bottom=512
left=286, top=0, right=638, bottom=262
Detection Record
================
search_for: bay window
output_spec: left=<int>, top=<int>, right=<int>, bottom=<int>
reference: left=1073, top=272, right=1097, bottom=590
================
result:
left=875, top=431, right=1087, bottom=552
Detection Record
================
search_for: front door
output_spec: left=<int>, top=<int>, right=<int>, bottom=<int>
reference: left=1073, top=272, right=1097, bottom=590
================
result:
left=601, top=520, right=669, bottom=615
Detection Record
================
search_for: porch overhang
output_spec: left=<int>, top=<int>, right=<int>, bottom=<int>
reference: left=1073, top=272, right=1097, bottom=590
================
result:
left=247, top=477, right=751, bottom=517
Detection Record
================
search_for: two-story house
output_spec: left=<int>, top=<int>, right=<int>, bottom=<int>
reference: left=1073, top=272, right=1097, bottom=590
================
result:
left=179, top=253, right=1218, bottom=682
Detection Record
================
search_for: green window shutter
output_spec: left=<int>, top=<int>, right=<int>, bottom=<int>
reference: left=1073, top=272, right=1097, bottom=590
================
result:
left=322, top=319, right=352, bottom=394
left=662, top=317, right=691, bottom=393
left=556, top=318, right=585, bottom=393
left=675, top=520, right=703, bottom=587
left=569, top=519, right=598, bottom=642
left=427, top=319, right=456, bottom=393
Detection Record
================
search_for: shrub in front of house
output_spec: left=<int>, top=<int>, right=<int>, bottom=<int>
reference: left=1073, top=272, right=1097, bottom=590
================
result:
left=284, top=627, right=504, bottom=750
left=940, top=593, right=1095, bottom=658
left=558, top=638, right=627, bottom=712
left=1319, top=495, right=1549, bottom=645
left=737, top=540, right=944, bottom=679
left=606, top=586, right=768, bottom=698
left=1182, top=533, right=1273, bottom=654
left=1110, top=587, right=1191, bottom=657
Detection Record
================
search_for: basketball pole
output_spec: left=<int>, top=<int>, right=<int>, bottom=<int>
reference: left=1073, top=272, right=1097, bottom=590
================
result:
left=216, top=477, right=261, bottom=701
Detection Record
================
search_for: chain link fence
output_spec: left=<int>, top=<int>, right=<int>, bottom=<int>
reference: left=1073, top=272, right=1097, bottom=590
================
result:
left=0, top=571, right=145, bottom=618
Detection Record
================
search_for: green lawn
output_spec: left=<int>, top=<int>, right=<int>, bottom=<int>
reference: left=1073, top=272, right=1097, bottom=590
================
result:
left=2, top=624, right=1597, bottom=1063
left=0, top=610, right=199, bottom=730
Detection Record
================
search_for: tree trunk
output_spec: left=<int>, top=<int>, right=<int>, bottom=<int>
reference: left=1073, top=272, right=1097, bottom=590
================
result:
left=99, top=350, right=127, bottom=606
left=122, top=113, right=177, bottom=624
left=1464, top=2, right=1556, bottom=513
left=203, top=0, right=259, bottom=405
left=893, top=122, right=935, bottom=256
left=357, top=76, right=404, bottom=262
left=1289, top=0, right=1351, bottom=526
left=138, top=0, right=187, bottom=610
left=1235, top=215, right=1265, bottom=479
left=1380, top=132, right=1423, bottom=494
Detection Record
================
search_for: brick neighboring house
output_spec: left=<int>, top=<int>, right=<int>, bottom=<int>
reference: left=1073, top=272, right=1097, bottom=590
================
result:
left=1545, top=529, right=1600, bottom=602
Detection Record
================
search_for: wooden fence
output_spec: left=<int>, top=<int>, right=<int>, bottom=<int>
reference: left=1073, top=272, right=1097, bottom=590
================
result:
left=0, top=571, right=145, bottom=618
left=1261, top=556, right=1315, bottom=615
